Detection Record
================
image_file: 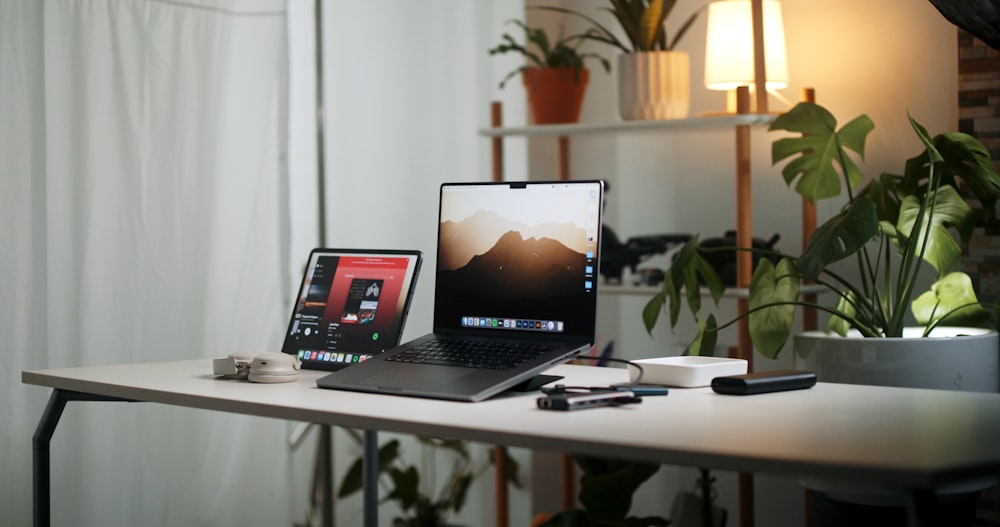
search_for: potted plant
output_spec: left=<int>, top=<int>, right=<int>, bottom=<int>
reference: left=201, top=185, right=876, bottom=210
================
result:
left=539, top=0, right=700, bottom=120
left=338, top=433, right=522, bottom=527
left=534, top=457, right=669, bottom=527
left=489, top=20, right=610, bottom=124
left=642, top=101, right=1000, bottom=387
left=641, top=100, right=1000, bottom=524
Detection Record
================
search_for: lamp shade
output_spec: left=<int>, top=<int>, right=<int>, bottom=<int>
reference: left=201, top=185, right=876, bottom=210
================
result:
left=704, top=0, right=788, bottom=91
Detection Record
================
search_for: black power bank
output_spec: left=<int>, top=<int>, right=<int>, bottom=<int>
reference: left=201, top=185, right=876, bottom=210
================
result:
left=711, top=370, right=816, bottom=395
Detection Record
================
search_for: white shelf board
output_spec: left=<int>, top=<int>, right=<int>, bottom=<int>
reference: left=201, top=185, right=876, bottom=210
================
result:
left=478, top=113, right=778, bottom=138
left=601, top=283, right=828, bottom=299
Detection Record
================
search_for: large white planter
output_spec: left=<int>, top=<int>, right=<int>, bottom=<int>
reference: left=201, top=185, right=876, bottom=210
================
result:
left=793, top=327, right=1000, bottom=392
left=794, top=327, right=999, bottom=521
left=617, top=51, right=690, bottom=121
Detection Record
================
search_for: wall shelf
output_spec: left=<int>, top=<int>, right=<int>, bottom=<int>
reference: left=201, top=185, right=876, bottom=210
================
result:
left=477, top=113, right=777, bottom=138
left=602, top=283, right=827, bottom=298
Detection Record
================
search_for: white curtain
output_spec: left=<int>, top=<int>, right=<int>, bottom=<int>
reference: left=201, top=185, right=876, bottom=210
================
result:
left=2, top=0, right=297, bottom=525
left=2, top=0, right=525, bottom=524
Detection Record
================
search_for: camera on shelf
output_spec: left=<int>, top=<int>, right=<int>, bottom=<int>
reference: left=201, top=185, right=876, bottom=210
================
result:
left=600, top=224, right=690, bottom=285
left=697, top=230, right=781, bottom=287
left=600, top=227, right=781, bottom=288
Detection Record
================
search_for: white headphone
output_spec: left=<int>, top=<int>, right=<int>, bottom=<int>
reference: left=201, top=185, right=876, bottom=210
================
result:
left=212, top=352, right=301, bottom=384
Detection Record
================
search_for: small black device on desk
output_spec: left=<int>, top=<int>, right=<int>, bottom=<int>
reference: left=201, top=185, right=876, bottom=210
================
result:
left=536, top=381, right=667, bottom=411
left=711, top=370, right=816, bottom=395
left=537, top=388, right=641, bottom=411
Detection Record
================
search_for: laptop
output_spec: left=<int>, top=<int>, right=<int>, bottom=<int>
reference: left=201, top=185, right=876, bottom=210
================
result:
left=280, top=248, right=422, bottom=371
left=316, top=180, right=603, bottom=401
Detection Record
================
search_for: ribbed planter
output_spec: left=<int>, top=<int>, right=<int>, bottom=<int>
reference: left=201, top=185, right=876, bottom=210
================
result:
left=617, top=51, right=690, bottom=120
left=522, top=67, right=589, bottom=125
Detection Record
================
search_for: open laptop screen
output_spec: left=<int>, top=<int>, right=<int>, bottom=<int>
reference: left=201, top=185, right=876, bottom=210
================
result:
left=282, top=249, right=422, bottom=370
left=434, top=181, right=602, bottom=339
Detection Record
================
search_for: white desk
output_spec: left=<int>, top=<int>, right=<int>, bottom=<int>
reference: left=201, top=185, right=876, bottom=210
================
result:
left=23, top=360, right=1000, bottom=526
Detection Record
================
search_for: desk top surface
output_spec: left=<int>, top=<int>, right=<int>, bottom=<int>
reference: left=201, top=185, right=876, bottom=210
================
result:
left=23, top=359, right=1000, bottom=489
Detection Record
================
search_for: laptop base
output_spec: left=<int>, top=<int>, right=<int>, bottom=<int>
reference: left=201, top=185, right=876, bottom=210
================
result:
left=506, top=374, right=563, bottom=393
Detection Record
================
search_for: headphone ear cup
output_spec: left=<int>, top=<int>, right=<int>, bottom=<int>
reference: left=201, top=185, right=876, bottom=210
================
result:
left=213, top=352, right=256, bottom=379
left=247, top=352, right=301, bottom=383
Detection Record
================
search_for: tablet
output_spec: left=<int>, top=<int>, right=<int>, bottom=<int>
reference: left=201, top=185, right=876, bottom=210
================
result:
left=281, top=248, right=422, bottom=371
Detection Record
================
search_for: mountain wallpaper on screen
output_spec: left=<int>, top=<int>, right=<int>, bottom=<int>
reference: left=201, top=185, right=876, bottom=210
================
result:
left=438, top=229, right=586, bottom=301
left=434, top=201, right=596, bottom=332
left=438, top=209, right=588, bottom=271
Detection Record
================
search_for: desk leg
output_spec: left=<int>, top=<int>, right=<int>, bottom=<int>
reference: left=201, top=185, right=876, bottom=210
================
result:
left=318, top=425, right=334, bottom=527
left=32, top=389, right=132, bottom=527
left=363, top=430, right=378, bottom=527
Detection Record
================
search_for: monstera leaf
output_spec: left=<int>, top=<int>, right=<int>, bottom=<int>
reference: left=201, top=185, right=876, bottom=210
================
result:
left=912, top=272, right=991, bottom=329
left=643, top=236, right=724, bottom=335
left=748, top=258, right=801, bottom=359
left=770, top=102, right=875, bottom=201
left=798, top=195, right=879, bottom=281
left=895, top=185, right=974, bottom=276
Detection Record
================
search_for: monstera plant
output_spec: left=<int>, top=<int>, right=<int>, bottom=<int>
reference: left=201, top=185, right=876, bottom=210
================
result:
left=643, top=101, right=1000, bottom=358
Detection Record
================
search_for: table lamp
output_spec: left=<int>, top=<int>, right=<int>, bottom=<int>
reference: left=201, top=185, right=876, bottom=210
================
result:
left=704, top=0, right=789, bottom=113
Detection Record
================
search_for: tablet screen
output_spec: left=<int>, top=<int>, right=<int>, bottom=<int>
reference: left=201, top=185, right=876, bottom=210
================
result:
left=282, top=249, right=421, bottom=371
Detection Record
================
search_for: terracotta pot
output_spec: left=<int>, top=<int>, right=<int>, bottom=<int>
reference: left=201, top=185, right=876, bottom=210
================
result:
left=617, top=51, right=690, bottom=120
left=521, top=67, right=589, bottom=125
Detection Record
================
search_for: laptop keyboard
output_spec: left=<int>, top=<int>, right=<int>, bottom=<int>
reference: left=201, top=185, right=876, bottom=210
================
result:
left=386, top=339, right=553, bottom=370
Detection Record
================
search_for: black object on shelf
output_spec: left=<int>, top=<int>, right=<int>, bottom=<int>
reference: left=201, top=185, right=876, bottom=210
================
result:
left=600, top=224, right=691, bottom=283
left=698, top=230, right=781, bottom=287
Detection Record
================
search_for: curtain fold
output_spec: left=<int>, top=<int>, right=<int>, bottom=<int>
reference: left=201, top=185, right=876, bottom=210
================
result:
left=3, top=1, right=295, bottom=525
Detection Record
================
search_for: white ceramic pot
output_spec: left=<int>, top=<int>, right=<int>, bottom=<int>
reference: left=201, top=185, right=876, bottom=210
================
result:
left=617, top=51, right=690, bottom=120
left=795, top=327, right=999, bottom=517
left=793, top=327, right=999, bottom=392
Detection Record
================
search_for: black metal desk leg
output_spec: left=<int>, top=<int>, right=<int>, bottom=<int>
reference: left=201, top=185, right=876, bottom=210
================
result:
left=363, top=430, right=378, bottom=527
left=33, top=390, right=69, bottom=527
left=32, top=389, right=132, bottom=527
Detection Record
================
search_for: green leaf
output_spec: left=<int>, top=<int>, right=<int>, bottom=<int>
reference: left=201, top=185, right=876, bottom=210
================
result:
left=748, top=258, right=800, bottom=359
left=828, top=291, right=857, bottom=336
left=696, top=248, right=726, bottom=304
left=909, top=114, right=942, bottom=162
left=896, top=186, right=974, bottom=276
left=688, top=314, right=718, bottom=356
left=489, top=448, right=524, bottom=489
left=901, top=129, right=1000, bottom=220
left=798, top=195, right=879, bottom=281
left=575, top=457, right=661, bottom=521
left=912, top=272, right=991, bottom=328
left=642, top=236, right=725, bottom=336
left=443, top=472, right=474, bottom=513
left=378, top=439, right=402, bottom=470
left=387, top=466, right=420, bottom=511
left=642, top=291, right=666, bottom=336
left=337, top=457, right=365, bottom=498
left=637, top=0, right=665, bottom=51
left=935, top=132, right=1000, bottom=218
left=770, top=102, right=874, bottom=201
left=338, top=438, right=403, bottom=498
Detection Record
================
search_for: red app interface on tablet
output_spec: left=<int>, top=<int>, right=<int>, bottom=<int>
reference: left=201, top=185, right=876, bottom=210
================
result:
left=286, top=254, right=415, bottom=365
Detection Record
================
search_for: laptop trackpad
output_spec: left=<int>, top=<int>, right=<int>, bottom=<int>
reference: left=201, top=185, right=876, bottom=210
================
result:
left=364, top=365, right=477, bottom=394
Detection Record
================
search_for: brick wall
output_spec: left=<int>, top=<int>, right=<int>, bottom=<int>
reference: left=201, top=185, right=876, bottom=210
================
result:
left=958, top=30, right=1000, bottom=304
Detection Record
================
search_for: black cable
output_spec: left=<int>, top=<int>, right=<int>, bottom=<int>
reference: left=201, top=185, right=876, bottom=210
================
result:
left=541, top=356, right=646, bottom=395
